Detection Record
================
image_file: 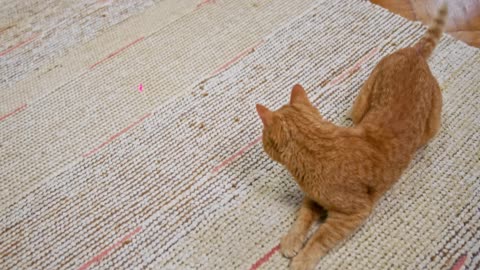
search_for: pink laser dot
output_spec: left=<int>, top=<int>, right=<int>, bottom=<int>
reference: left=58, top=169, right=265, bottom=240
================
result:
left=138, top=84, right=143, bottom=92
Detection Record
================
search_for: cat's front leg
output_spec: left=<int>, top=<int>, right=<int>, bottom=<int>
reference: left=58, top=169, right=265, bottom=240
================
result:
left=281, top=197, right=324, bottom=258
left=289, top=208, right=371, bottom=270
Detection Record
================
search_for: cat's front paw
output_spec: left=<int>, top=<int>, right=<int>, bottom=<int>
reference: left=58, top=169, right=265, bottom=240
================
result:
left=289, top=253, right=318, bottom=270
left=280, top=233, right=304, bottom=258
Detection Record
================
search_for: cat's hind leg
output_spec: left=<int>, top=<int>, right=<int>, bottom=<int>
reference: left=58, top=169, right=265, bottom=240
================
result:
left=280, top=197, right=325, bottom=258
left=419, top=86, right=442, bottom=147
left=349, top=79, right=374, bottom=125
left=289, top=207, right=371, bottom=270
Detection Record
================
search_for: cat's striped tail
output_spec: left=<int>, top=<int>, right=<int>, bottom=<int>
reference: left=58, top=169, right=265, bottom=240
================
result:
left=414, top=3, right=448, bottom=59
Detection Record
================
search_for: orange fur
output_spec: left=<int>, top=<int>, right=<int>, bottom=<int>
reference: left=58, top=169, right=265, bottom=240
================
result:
left=414, top=3, right=448, bottom=59
left=255, top=5, right=446, bottom=270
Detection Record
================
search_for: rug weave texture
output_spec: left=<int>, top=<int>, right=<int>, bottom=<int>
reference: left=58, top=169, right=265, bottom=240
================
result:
left=0, top=0, right=315, bottom=211
left=1, top=0, right=479, bottom=269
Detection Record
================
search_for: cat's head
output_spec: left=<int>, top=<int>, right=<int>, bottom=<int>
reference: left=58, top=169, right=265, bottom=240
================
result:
left=255, top=84, right=321, bottom=164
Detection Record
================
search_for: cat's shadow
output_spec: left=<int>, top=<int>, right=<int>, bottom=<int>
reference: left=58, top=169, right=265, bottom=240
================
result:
left=254, top=164, right=328, bottom=223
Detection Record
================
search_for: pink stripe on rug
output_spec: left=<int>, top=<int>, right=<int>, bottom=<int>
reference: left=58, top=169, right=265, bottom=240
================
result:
left=0, top=34, right=39, bottom=57
left=82, top=113, right=151, bottom=157
left=195, top=0, right=216, bottom=10
left=211, top=41, right=264, bottom=76
left=89, top=37, right=144, bottom=70
left=212, top=136, right=262, bottom=173
left=450, top=254, right=467, bottom=270
left=328, top=47, right=379, bottom=86
left=249, top=244, right=280, bottom=270
left=0, top=104, right=27, bottom=122
left=77, top=226, right=142, bottom=270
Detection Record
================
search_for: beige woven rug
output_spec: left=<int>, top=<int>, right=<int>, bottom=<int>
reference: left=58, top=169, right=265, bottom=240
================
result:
left=1, top=0, right=479, bottom=269
left=0, top=0, right=315, bottom=210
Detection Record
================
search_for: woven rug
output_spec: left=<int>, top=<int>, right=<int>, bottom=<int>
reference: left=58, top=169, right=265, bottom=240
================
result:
left=0, top=0, right=315, bottom=210
left=1, top=0, right=479, bottom=269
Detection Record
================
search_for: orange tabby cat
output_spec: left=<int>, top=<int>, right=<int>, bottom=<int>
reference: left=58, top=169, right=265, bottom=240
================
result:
left=255, top=5, right=447, bottom=270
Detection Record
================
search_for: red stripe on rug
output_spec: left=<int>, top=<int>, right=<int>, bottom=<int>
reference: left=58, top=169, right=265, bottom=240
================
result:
left=82, top=113, right=151, bottom=158
left=89, top=37, right=144, bottom=70
left=195, top=0, right=216, bottom=10
left=328, top=47, right=379, bottom=86
left=0, top=104, right=27, bottom=122
left=212, top=136, right=262, bottom=173
left=0, top=34, right=38, bottom=57
left=211, top=41, right=264, bottom=76
left=250, top=244, right=280, bottom=270
left=78, top=226, right=142, bottom=270
left=450, top=254, right=467, bottom=270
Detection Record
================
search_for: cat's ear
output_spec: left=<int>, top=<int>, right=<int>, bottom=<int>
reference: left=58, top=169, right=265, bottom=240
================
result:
left=256, top=104, right=273, bottom=126
left=290, top=84, right=310, bottom=105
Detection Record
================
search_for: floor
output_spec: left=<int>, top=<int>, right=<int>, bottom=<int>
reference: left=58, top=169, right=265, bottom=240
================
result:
left=371, top=0, right=480, bottom=47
